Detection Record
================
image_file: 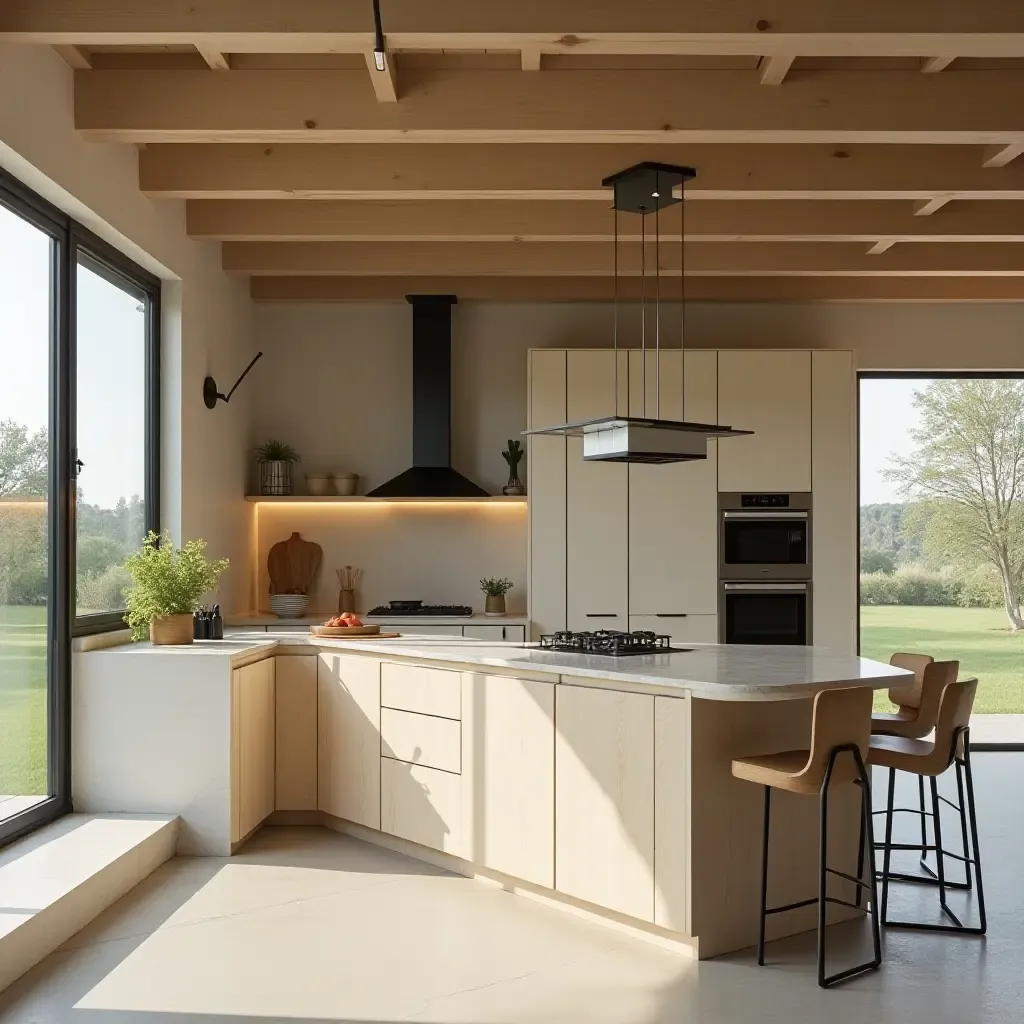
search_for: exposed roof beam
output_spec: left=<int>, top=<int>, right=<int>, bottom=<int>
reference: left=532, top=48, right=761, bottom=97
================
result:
left=759, top=55, right=794, bottom=85
left=364, top=45, right=398, bottom=102
left=139, top=144, right=1024, bottom=202
left=866, top=241, right=897, bottom=254
left=74, top=70, right=1024, bottom=145
left=920, top=56, right=956, bottom=73
left=5, top=1, right=1024, bottom=56
left=53, top=44, right=91, bottom=69
left=185, top=198, right=1024, bottom=243
left=195, top=45, right=230, bottom=70
left=913, top=196, right=953, bottom=215
left=222, top=241, right=1024, bottom=277
left=251, top=275, right=1024, bottom=303
left=982, top=143, right=1024, bottom=168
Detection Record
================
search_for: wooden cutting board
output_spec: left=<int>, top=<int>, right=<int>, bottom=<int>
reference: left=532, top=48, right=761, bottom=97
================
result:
left=268, top=532, right=322, bottom=595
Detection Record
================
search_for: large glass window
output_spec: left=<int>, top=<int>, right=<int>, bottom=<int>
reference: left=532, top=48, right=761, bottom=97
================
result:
left=0, top=168, right=160, bottom=845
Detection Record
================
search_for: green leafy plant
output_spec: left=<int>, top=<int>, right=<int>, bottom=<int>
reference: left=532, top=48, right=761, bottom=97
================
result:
left=480, top=577, right=514, bottom=597
left=255, top=440, right=300, bottom=464
left=123, top=531, right=229, bottom=641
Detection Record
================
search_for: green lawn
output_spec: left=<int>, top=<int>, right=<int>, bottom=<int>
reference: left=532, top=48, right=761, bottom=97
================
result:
left=861, top=605, right=1024, bottom=714
left=0, top=605, right=48, bottom=797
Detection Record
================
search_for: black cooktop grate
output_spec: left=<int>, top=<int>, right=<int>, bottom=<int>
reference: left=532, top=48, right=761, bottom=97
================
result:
left=538, top=630, right=687, bottom=657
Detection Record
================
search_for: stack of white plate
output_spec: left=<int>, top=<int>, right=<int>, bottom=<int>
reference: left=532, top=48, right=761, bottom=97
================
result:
left=269, top=594, right=310, bottom=618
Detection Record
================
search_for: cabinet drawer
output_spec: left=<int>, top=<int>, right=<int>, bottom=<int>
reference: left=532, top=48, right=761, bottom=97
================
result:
left=380, top=708, right=461, bottom=774
left=381, top=662, right=461, bottom=720
left=380, top=757, right=464, bottom=856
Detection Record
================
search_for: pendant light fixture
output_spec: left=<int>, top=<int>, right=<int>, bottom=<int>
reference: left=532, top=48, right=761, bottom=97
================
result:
left=371, top=0, right=387, bottom=71
left=523, top=162, right=752, bottom=463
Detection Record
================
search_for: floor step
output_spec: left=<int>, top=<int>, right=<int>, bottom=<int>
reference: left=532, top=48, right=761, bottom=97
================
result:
left=0, top=813, right=178, bottom=993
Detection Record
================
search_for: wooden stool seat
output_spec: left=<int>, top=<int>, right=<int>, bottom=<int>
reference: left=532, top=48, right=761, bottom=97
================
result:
left=872, top=656, right=958, bottom=741
left=732, top=749, right=860, bottom=794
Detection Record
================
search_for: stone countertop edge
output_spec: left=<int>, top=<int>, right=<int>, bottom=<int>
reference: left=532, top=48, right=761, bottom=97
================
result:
left=82, top=633, right=913, bottom=702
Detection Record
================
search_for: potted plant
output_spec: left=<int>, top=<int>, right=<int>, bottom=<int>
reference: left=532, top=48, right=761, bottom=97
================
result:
left=256, top=440, right=300, bottom=496
left=502, top=439, right=525, bottom=496
left=124, top=531, right=230, bottom=644
left=480, top=577, right=514, bottom=617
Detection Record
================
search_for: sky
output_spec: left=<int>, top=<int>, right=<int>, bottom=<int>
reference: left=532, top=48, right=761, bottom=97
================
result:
left=859, top=377, right=927, bottom=505
left=0, top=202, right=145, bottom=510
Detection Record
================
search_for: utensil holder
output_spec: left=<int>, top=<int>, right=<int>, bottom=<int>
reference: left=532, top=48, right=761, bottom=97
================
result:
left=339, top=588, right=356, bottom=613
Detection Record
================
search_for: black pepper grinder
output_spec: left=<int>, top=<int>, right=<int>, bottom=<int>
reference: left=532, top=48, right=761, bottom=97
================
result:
left=211, top=604, right=224, bottom=640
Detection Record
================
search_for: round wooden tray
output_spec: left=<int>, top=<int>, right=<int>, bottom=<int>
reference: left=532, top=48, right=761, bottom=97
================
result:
left=309, top=624, right=381, bottom=637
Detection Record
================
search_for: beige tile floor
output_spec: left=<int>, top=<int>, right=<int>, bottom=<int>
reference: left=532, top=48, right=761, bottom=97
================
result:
left=0, top=754, right=1014, bottom=1023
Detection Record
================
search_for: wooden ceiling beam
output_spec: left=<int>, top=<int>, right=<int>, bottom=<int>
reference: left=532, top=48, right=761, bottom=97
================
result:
left=185, top=198, right=1024, bottom=243
left=913, top=196, right=953, bottom=215
left=6, top=1, right=1024, bottom=56
left=982, top=143, right=1024, bottom=168
left=222, top=241, right=1024, bottom=277
left=920, top=56, right=956, bottom=73
left=53, top=44, right=91, bottom=69
left=759, top=55, right=795, bottom=85
left=364, top=45, right=398, bottom=102
left=195, top=45, right=230, bottom=70
left=139, top=143, right=1024, bottom=201
left=250, top=275, right=1024, bottom=303
left=75, top=69, right=1024, bottom=144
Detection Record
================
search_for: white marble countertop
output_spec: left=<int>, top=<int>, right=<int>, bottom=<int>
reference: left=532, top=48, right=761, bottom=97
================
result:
left=90, top=632, right=910, bottom=701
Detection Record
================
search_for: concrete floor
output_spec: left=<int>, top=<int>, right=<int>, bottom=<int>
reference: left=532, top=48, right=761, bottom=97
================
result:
left=0, top=754, right=1013, bottom=1023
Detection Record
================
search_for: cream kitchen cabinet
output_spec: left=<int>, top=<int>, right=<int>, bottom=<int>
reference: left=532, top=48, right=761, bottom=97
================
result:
left=529, top=349, right=568, bottom=639
left=566, top=350, right=630, bottom=632
left=629, top=614, right=718, bottom=646
left=811, top=351, right=857, bottom=652
left=317, top=652, right=381, bottom=829
left=274, top=655, right=318, bottom=811
left=717, top=351, right=812, bottom=492
left=555, top=683, right=655, bottom=921
left=462, top=624, right=526, bottom=642
left=232, top=657, right=276, bottom=844
left=380, top=757, right=465, bottom=857
left=628, top=350, right=718, bottom=617
left=463, top=672, right=555, bottom=888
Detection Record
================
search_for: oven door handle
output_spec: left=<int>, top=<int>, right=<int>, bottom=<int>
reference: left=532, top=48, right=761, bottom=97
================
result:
left=723, top=583, right=809, bottom=592
left=722, top=511, right=809, bottom=520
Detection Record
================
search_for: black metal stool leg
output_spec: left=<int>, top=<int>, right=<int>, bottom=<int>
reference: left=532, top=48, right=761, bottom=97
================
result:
left=817, top=759, right=831, bottom=988
left=881, top=765, right=896, bottom=924
left=954, top=759, right=974, bottom=891
left=758, top=785, right=770, bottom=966
left=962, top=739, right=988, bottom=935
left=855, top=749, right=883, bottom=973
left=917, top=774, right=928, bottom=865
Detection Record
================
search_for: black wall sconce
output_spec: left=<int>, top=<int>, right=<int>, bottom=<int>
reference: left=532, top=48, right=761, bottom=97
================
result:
left=203, top=352, right=263, bottom=409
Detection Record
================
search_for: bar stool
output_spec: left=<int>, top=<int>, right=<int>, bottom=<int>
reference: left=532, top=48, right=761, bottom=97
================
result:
left=872, top=659, right=959, bottom=889
left=871, top=678, right=986, bottom=934
left=731, top=686, right=882, bottom=989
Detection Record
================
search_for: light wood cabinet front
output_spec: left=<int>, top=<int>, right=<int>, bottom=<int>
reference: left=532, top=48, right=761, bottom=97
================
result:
left=380, top=708, right=462, bottom=774
left=381, top=662, right=461, bottom=719
left=318, top=653, right=381, bottom=829
left=566, top=350, right=629, bottom=631
left=380, top=757, right=465, bottom=856
left=463, top=673, right=555, bottom=888
left=275, top=655, right=317, bottom=810
left=234, top=658, right=276, bottom=842
left=654, top=695, right=690, bottom=933
left=628, top=350, right=718, bottom=615
left=717, top=350, right=812, bottom=492
left=555, top=684, right=655, bottom=922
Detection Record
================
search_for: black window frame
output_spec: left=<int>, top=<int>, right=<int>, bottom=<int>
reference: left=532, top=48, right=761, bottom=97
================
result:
left=0, top=167, right=160, bottom=848
left=857, top=370, right=1024, bottom=753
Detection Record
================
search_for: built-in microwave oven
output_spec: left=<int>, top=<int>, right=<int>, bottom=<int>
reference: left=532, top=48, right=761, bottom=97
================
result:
left=719, top=492, right=812, bottom=581
left=719, top=582, right=811, bottom=646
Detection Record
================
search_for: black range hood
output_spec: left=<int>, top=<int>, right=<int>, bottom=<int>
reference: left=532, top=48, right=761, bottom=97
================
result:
left=367, top=296, right=491, bottom=499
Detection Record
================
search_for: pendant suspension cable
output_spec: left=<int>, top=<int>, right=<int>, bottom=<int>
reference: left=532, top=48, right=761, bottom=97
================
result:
left=641, top=210, right=646, bottom=418
left=655, top=201, right=661, bottom=422
left=613, top=205, right=619, bottom=417
left=680, top=187, right=686, bottom=423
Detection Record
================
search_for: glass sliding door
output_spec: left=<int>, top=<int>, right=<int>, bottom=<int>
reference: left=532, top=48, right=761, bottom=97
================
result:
left=0, top=181, right=65, bottom=835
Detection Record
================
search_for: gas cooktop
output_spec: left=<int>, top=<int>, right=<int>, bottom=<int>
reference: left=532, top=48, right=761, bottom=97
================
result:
left=538, top=630, right=689, bottom=657
left=367, top=602, right=473, bottom=617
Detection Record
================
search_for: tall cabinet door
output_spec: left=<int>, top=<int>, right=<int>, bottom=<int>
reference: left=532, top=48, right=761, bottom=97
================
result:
left=812, top=351, right=857, bottom=652
left=234, top=658, right=276, bottom=843
left=318, top=652, right=381, bottom=829
left=566, top=350, right=629, bottom=631
left=717, top=351, right=812, bottom=493
left=528, top=350, right=567, bottom=639
left=628, top=350, right=718, bottom=616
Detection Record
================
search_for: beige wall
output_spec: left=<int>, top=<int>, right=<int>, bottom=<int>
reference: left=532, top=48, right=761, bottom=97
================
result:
left=0, top=44, right=255, bottom=612
left=254, top=299, right=1024, bottom=497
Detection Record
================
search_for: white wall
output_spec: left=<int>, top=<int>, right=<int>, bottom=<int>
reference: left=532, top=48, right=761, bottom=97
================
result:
left=254, top=299, right=1024, bottom=497
left=0, top=45, right=255, bottom=612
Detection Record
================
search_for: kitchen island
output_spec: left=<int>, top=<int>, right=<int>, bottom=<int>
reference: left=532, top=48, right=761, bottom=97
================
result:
left=74, top=633, right=909, bottom=958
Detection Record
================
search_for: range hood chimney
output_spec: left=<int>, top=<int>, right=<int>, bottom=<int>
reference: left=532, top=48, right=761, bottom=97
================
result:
left=366, top=296, right=491, bottom=498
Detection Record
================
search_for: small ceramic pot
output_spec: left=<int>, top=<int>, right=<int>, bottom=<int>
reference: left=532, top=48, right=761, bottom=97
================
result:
left=305, top=473, right=331, bottom=496
left=332, top=472, right=358, bottom=496
left=150, top=613, right=195, bottom=645
left=484, top=594, right=506, bottom=617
